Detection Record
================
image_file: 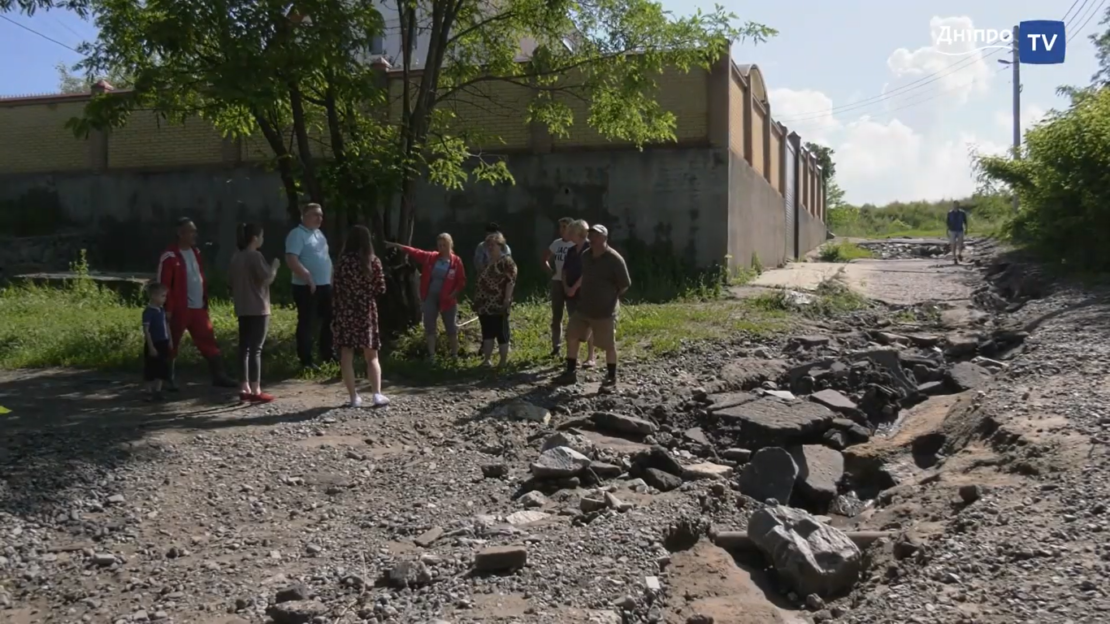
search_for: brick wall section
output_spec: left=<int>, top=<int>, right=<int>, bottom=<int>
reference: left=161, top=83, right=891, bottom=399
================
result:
left=728, top=77, right=746, bottom=159
left=769, top=128, right=781, bottom=194
left=437, top=78, right=534, bottom=150
left=0, top=99, right=90, bottom=173
left=750, top=106, right=765, bottom=177
left=108, top=111, right=226, bottom=169
left=551, top=67, right=709, bottom=149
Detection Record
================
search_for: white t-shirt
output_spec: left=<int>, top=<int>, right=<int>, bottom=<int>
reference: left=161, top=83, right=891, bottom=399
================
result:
left=549, top=238, right=576, bottom=281
left=181, top=249, right=205, bottom=309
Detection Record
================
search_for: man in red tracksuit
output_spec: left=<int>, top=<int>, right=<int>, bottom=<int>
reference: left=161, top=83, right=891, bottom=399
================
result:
left=157, top=217, right=237, bottom=389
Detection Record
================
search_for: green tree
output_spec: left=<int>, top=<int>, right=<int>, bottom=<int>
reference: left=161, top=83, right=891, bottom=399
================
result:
left=804, top=140, right=845, bottom=209
left=55, top=62, right=132, bottom=94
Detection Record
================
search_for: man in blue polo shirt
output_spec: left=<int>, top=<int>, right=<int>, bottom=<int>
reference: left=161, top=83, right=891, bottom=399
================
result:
left=946, top=201, right=969, bottom=265
left=285, top=203, right=334, bottom=370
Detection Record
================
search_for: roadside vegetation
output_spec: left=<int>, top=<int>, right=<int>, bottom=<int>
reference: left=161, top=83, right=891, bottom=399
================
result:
left=818, top=241, right=873, bottom=263
left=0, top=252, right=798, bottom=383
left=825, top=194, right=1011, bottom=239
left=973, top=11, right=1110, bottom=273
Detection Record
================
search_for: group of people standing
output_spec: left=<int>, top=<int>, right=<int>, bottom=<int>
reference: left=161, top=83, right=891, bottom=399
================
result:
left=140, top=204, right=632, bottom=406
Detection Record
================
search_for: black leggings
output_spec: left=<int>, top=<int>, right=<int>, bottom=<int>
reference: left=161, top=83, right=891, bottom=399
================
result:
left=478, top=314, right=510, bottom=345
left=238, top=315, right=270, bottom=385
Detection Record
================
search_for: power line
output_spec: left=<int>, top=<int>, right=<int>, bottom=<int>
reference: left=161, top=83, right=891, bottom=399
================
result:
left=788, top=4, right=1108, bottom=132
left=778, top=5, right=1089, bottom=124
left=1063, top=0, right=1085, bottom=23
left=1070, top=0, right=1107, bottom=39
left=0, top=14, right=80, bottom=53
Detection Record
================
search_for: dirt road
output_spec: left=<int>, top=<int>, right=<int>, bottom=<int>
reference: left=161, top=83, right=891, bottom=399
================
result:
left=2, top=238, right=1107, bottom=624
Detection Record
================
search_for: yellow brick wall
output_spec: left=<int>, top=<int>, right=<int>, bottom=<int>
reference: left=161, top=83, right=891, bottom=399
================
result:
left=435, top=78, right=533, bottom=150
left=1, top=65, right=714, bottom=174
left=728, top=76, right=746, bottom=159
left=109, top=111, right=225, bottom=168
left=769, top=130, right=781, bottom=194
left=0, top=101, right=89, bottom=173
left=751, top=105, right=765, bottom=176
left=552, top=67, right=709, bottom=148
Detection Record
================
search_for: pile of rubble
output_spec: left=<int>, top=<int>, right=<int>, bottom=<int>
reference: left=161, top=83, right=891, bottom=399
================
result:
left=855, top=238, right=951, bottom=260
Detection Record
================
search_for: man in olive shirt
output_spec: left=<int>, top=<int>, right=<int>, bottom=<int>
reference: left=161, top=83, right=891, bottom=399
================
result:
left=558, top=224, right=631, bottom=387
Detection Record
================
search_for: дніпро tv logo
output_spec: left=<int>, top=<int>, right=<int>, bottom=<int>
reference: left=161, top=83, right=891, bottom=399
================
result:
left=1018, top=20, right=1066, bottom=64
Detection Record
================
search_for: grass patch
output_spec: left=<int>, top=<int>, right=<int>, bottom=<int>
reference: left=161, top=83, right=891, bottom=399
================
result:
left=0, top=275, right=792, bottom=385
left=748, top=277, right=870, bottom=319
left=817, top=242, right=873, bottom=263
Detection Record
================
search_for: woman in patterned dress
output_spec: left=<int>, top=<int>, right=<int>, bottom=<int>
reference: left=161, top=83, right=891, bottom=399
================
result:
left=331, top=225, right=389, bottom=408
left=474, top=232, right=518, bottom=367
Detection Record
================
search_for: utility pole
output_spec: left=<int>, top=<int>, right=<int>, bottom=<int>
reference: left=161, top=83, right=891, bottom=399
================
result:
left=1011, top=24, right=1021, bottom=214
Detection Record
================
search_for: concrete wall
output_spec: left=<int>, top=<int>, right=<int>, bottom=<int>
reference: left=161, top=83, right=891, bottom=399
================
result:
left=0, top=53, right=824, bottom=276
left=412, top=147, right=729, bottom=267
left=0, top=168, right=288, bottom=272
left=727, top=151, right=786, bottom=269
left=797, top=204, right=826, bottom=257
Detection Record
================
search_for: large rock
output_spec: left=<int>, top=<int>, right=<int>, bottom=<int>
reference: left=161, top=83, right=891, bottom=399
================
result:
left=591, top=411, right=657, bottom=436
left=266, top=601, right=328, bottom=624
left=738, top=447, right=799, bottom=504
left=788, top=445, right=845, bottom=503
left=643, top=467, right=682, bottom=492
left=747, top=505, right=862, bottom=598
left=630, top=446, right=685, bottom=477
left=541, top=431, right=594, bottom=455
left=809, top=389, right=858, bottom=415
left=718, top=358, right=790, bottom=391
left=474, top=546, right=528, bottom=572
left=530, top=447, right=591, bottom=479
left=715, top=397, right=835, bottom=444
left=493, top=401, right=551, bottom=424
left=946, top=361, right=990, bottom=392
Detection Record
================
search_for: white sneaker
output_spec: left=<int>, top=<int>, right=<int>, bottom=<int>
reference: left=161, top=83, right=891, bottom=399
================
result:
left=372, top=393, right=390, bottom=407
left=349, top=395, right=363, bottom=408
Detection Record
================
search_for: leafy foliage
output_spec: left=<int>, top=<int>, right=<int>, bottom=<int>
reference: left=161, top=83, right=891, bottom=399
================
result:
left=975, top=87, right=1110, bottom=270
left=804, top=140, right=844, bottom=209
left=827, top=193, right=1011, bottom=238
left=55, top=62, right=132, bottom=94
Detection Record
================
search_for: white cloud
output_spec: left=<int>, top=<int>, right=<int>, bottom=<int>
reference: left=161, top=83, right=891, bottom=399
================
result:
left=764, top=15, right=1014, bottom=206
left=994, top=104, right=1048, bottom=134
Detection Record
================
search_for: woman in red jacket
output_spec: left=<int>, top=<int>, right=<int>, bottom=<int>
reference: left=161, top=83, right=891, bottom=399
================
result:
left=387, top=233, right=467, bottom=359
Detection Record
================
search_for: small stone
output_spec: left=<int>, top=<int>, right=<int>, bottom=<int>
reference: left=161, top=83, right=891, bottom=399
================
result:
left=519, top=491, right=548, bottom=509
left=958, top=484, right=982, bottom=505
left=720, top=448, right=751, bottom=463
left=481, top=463, right=508, bottom=478
left=642, top=468, right=682, bottom=492
left=645, top=576, right=661, bottom=591
left=106, top=494, right=126, bottom=505
left=474, top=545, right=528, bottom=572
left=588, top=461, right=623, bottom=479
left=681, top=462, right=733, bottom=480
left=266, top=600, right=327, bottom=624
left=531, top=447, right=591, bottom=479
left=591, top=411, right=658, bottom=436
left=414, top=526, right=444, bottom=548
left=581, top=497, right=608, bottom=513
left=275, top=584, right=308, bottom=603
left=738, top=447, right=799, bottom=504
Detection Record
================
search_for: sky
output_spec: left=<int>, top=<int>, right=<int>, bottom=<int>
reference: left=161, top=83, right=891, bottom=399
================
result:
left=0, top=0, right=1102, bottom=206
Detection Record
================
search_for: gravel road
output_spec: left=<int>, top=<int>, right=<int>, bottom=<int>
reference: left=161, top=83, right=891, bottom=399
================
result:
left=2, top=239, right=1107, bottom=624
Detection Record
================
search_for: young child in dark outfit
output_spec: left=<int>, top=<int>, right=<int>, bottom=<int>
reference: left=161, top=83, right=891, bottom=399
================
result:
left=142, top=282, right=172, bottom=401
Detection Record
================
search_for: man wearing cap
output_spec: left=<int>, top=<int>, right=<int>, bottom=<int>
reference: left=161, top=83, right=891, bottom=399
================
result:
left=157, top=217, right=238, bottom=389
left=474, top=222, right=513, bottom=274
left=558, top=224, right=631, bottom=387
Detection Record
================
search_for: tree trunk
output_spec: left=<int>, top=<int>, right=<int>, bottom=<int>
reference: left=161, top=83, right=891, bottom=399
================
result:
left=254, top=112, right=300, bottom=223
left=289, top=83, right=323, bottom=204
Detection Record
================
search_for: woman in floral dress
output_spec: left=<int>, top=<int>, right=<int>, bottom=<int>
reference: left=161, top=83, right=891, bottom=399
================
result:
left=474, top=232, right=518, bottom=367
left=331, top=225, right=389, bottom=408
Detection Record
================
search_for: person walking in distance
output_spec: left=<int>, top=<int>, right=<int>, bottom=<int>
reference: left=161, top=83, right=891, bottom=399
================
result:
left=561, top=219, right=596, bottom=368
left=386, top=234, right=467, bottom=359
left=141, top=282, right=172, bottom=402
left=474, top=232, right=518, bottom=368
left=157, top=217, right=238, bottom=389
left=542, top=217, right=576, bottom=356
left=285, top=203, right=335, bottom=371
left=332, top=225, right=390, bottom=408
left=946, top=201, right=969, bottom=265
left=229, top=223, right=280, bottom=403
left=557, top=224, right=631, bottom=387
left=473, top=221, right=513, bottom=275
